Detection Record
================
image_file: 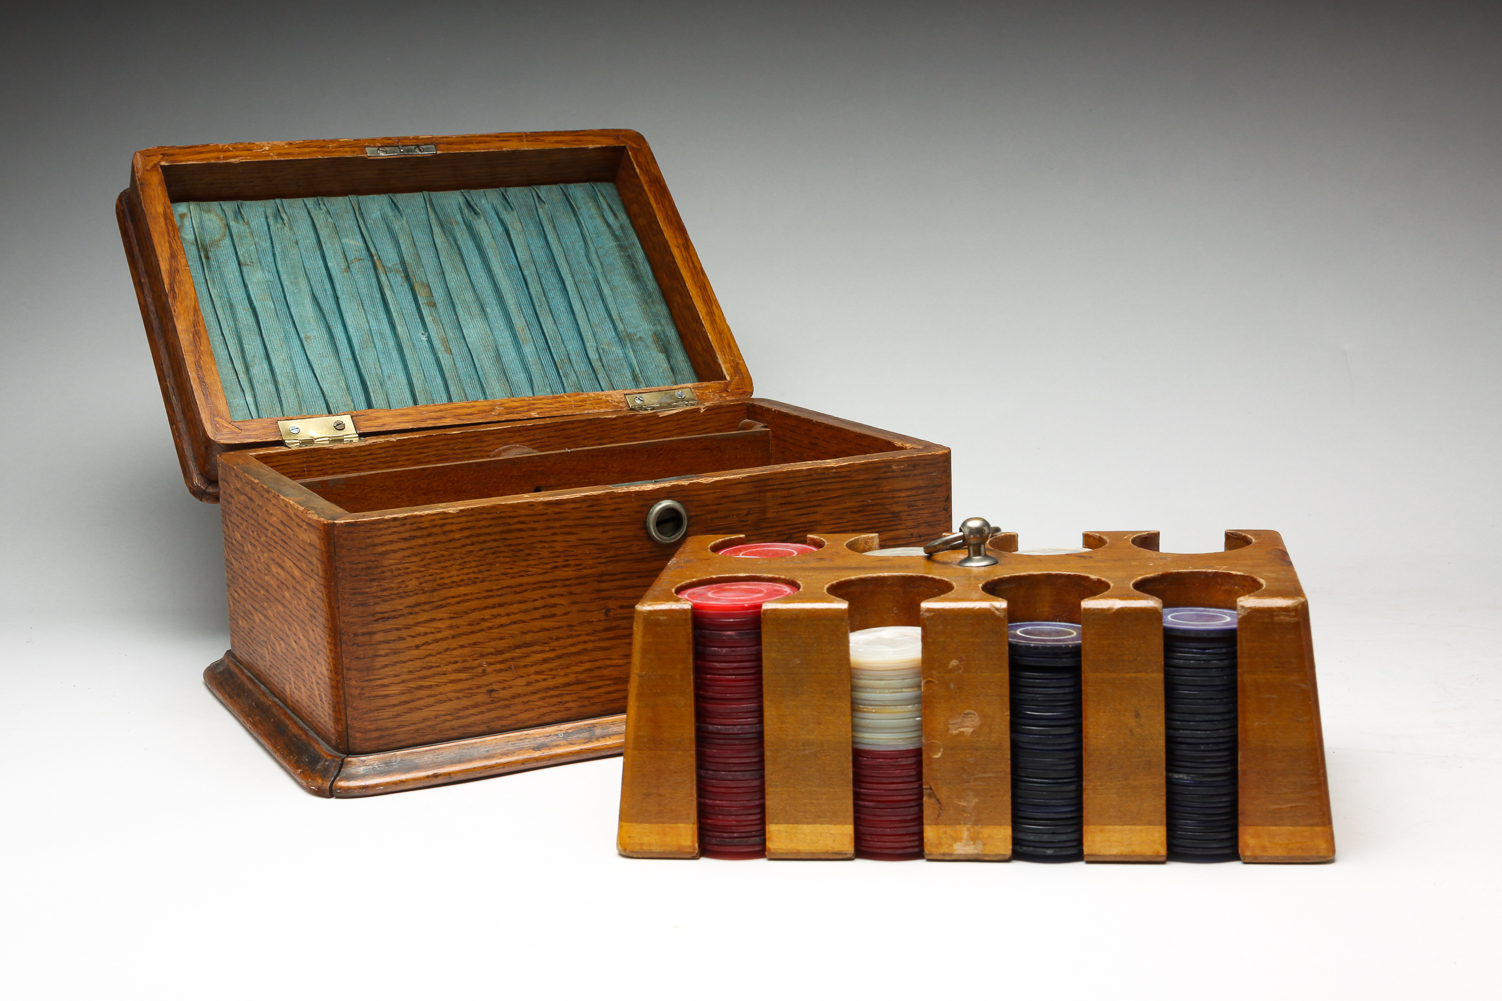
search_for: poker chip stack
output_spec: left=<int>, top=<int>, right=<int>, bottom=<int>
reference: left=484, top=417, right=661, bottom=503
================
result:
left=680, top=580, right=799, bottom=860
left=849, top=626, right=925, bottom=861
left=1162, top=606, right=1239, bottom=860
left=1008, top=622, right=1085, bottom=860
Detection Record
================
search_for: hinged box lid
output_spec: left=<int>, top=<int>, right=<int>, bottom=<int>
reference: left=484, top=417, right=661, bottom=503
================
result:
left=118, top=129, right=753, bottom=500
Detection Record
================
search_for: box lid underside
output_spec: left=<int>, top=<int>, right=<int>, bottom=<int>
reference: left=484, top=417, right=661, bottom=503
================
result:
left=175, top=180, right=700, bottom=424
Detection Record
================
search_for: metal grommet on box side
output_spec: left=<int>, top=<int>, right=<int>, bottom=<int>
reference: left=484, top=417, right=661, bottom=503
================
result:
left=646, top=499, right=689, bottom=545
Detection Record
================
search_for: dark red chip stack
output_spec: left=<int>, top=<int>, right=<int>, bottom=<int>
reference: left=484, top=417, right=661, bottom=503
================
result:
left=853, top=747, right=924, bottom=860
left=679, top=580, right=799, bottom=860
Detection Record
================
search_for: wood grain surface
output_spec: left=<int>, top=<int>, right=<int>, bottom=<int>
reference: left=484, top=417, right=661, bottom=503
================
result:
left=617, top=528, right=1334, bottom=863
left=206, top=651, right=625, bottom=797
left=219, top=456, right=346, bottom=748
left=616, top=604, right=699, bottom=858
left=302, top=428, right=773, bottom=512
left=211, top=397, right=948, bottom=794
left=763, top=602, right=856, bottom=859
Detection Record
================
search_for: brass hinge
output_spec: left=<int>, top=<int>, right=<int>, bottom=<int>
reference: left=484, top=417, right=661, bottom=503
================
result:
left=626, top=388, right=700, bottom=412
left=277, top=415, right=361, bottom=448
left=365, top=144, right=437, bottom=157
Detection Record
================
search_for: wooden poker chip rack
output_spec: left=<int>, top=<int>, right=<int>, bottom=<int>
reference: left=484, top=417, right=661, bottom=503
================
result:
left=616, top=529, right=1334, bottom=863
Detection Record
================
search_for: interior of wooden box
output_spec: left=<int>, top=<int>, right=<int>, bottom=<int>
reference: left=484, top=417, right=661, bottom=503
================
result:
left=252, top=401, right=920, bottom=514
left=161, top=142, right=726, bottom=427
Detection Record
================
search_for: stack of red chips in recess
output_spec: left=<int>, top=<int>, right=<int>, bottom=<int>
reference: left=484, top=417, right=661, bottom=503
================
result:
left=849, top=626, right=925, bottom=861
left=679, top=580, right=799, bottom=860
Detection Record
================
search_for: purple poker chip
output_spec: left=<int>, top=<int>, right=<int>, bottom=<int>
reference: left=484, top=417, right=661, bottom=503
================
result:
left=1008, top=621, right=1083, bottom=647
left=1162, top=606, right=1238, bottom=637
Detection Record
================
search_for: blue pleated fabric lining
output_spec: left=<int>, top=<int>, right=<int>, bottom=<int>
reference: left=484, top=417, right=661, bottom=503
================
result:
left=173, top=182, right=698, bottom=421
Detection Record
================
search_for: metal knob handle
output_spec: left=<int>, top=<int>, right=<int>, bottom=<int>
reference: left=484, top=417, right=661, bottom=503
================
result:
left=923, top=517, right=1002, bottom=568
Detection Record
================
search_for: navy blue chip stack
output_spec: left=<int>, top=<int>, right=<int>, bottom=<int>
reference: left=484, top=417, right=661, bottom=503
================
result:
left=1163, top=606, right=1240, bottom=859
left=1007, top=622, right=1085, bottom=860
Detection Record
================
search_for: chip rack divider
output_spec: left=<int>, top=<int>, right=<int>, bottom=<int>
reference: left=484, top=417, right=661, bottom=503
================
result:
left=616, top=529, right=1335, bottom=863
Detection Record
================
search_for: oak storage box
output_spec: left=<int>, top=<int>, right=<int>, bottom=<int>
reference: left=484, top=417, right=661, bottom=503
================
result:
left=117, top=129, right=951, bottom=797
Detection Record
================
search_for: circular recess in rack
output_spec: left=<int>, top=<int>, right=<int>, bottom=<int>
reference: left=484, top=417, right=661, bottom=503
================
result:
left=645, top=499, right=689, bottom=544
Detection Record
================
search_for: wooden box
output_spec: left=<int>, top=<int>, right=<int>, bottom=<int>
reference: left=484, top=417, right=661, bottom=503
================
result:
left=617, top=528, right=1334, bottom=863
left=117, top=130, right=951, bottom=797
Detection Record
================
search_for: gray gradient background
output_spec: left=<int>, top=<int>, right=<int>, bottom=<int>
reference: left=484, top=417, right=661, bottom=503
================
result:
left=2, top=2, right=1498, bottom=997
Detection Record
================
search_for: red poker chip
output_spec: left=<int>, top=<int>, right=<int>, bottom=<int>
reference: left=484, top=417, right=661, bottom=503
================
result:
left=859, top=829, right=925, bottom=847
left=695, top=643, right=763, bottom=654
left=698, top=770, right=764, bottom=781
left=854, top=749, right=924, bottom=761
left=701, top=850, right=765, bottom=860
left=855, top=813, right=923, bottom=825
left=857, top=851, right=924, bottom=861
left=856, top=826, right=924, bottom=837
left=695, top=634, right=763, bottom=647
left=702, top=830, right=765, bottom=840
left=718, top=542, right=819, bottom=559
left=700, top=818, right=765, bottom=830
left=698, top=780, right=764, bottom=793
left=696, top=723, right=763, bottom=735
left=697, top=802, right=765, bottom=815
left=856, top=810, right=924, bottom=823
left=692, top=617, right=764, bottom=632
left=855, top=798, right=923, bottom=810
left=694, top=627, right=763, bottom=641
left=681, top=581, right=799, bottom=610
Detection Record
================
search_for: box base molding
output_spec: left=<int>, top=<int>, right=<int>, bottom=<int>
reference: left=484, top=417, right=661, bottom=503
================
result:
left=204, top=653, right=626, bottom=797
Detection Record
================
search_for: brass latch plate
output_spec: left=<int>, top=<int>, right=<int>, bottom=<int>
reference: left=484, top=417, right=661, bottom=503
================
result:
left=277, top=415, right=361, bottom=448
left=365, top=144, right=437, bottom=157
left=626, top=389, right=700, bottom=412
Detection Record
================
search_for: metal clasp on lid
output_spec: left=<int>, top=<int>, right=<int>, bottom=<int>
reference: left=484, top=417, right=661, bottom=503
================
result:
left=365, top=144, right=437, bottom=157
left=277, top=415, right=361, bottom=448
left=924, top=517, right=1003, bottom=568
left=627, top=388, right=700, bottom=412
